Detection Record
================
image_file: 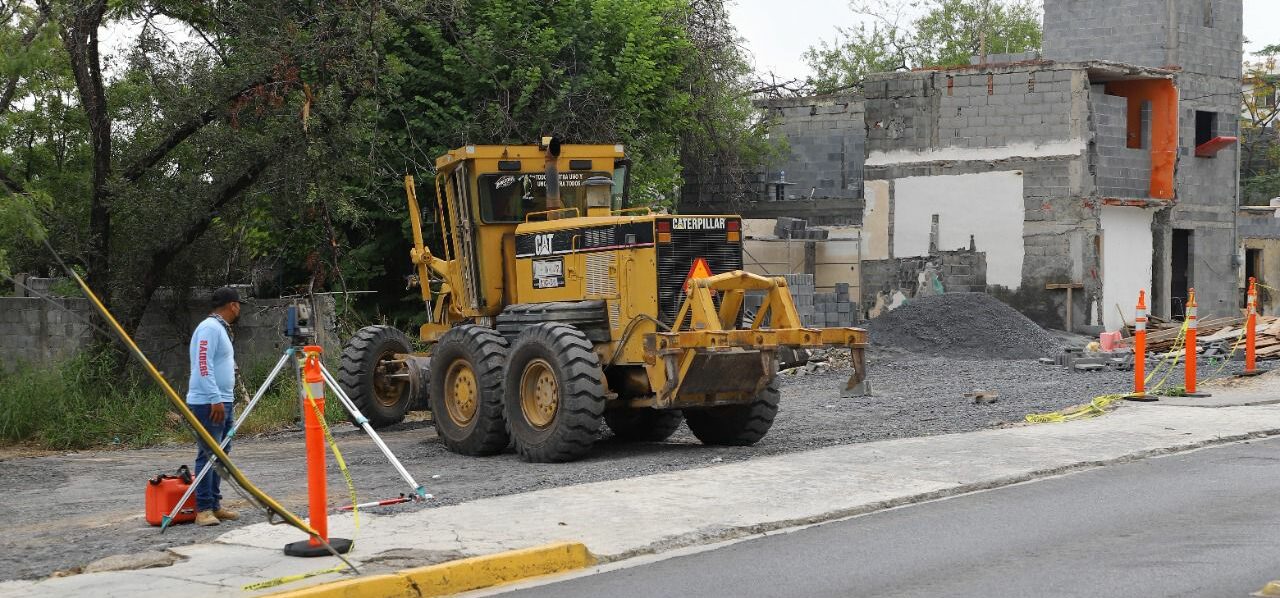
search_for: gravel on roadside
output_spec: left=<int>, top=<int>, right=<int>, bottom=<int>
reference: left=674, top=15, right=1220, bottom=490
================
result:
left=0, top=347, right=1270, bottom=581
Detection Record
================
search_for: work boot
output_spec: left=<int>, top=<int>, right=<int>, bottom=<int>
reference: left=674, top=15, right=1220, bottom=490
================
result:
left=195, top=511, right=220, bottom=526
left=213, top=508, right=240, bottom=521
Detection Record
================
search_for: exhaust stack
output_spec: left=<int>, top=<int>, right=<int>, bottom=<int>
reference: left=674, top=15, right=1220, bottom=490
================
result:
left=541, top=136, right=563, bottom=215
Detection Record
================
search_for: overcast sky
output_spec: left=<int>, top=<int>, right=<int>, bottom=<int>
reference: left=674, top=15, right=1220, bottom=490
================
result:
left=729, top=0, right=1280, bottom=82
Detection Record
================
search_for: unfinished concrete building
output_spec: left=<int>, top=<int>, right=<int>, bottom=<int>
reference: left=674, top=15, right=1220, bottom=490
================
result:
left=753, top=0, right=1244, bottom=330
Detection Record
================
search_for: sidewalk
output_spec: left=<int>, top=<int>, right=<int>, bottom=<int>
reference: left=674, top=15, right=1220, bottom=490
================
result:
left=4, top=386, right=1278, bottom=597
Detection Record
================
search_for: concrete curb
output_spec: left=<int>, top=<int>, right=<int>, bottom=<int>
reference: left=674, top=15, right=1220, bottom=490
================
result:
left=267, top=542, right=595, bottom=598
left=602, top=427, right=1280, bottom=564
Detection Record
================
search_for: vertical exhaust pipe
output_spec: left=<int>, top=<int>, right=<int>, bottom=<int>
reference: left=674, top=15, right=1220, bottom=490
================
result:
left=541, top=136, right=563, bottom=216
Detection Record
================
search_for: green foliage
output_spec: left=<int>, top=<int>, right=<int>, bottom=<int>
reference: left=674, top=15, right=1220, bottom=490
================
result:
left=0, top=352, right=343, bottom=449
left=380, top=0, right=695, bottom=202
left=0, top=354, right=176, bottom=448
left=3, top=0, right=770, bottom=339
left=0, top=191, right=47, bottom=276
left=1242, top=47, right=1280, bottom=205
left=805, top=0, right=1043, bottom=93
left=345, top=0, right=769, bottom=324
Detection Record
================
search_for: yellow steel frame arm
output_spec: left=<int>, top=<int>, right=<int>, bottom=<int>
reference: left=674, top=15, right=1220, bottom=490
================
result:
left=404, top=174, right=460, bottom=337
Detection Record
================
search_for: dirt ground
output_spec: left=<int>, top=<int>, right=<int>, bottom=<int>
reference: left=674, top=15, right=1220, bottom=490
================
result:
left=0, top=348, right=1271, bottom=581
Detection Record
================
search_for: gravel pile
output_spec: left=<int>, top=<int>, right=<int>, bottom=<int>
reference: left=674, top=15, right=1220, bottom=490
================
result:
left=868, top=293, right=1061, bottom=360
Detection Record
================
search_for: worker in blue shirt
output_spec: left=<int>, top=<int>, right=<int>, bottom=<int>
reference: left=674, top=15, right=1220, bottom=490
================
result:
left=187, top=286, right=247, bottom=526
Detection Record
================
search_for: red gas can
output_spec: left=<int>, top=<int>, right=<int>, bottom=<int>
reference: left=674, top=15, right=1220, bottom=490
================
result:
left=145, top=465, right=196, bottom=526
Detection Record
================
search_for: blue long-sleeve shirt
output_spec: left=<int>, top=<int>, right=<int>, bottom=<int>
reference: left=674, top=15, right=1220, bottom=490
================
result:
left=186, top=317, right=235, bottom=405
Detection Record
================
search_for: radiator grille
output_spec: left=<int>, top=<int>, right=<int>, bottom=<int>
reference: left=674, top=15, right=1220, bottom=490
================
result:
left=585, top=252, right=617, bottom=297
left=657, top=226, right=743, bottom=327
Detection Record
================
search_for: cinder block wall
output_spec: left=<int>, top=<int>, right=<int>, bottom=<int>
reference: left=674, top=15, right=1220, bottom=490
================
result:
left=862, top=65, right=1100, bottom=328
left=763, top=94, right=866, bottom=201
left=1045, top=0, right=1244, bottom=318
left=0, top=293, right=338, bottom=384
left=934, top=69, right=1077, bottom=148
left=1090, top=89, right=1153, bottom=199
left=860, top=250, right=988, bottom=318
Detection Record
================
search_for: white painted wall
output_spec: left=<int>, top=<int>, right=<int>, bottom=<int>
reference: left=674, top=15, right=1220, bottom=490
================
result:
left=866, top=139, right=1086, bottom=167
left=892, top=171, right=1026, bottom=288
left=1100, top=205, right=1154, bottom=331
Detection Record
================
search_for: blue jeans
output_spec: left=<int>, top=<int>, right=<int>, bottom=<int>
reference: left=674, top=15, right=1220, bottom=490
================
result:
left=191, top=403, right=234, bottom=512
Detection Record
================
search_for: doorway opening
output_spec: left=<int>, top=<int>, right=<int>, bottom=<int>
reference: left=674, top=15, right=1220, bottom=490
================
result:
left=1246, top=247, right=1262, bottom=308
left=1171, top=229, right=1192, bottom=318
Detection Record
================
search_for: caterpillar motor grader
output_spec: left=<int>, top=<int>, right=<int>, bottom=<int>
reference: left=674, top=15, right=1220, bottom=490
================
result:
left=338, top=138, right=868, bottom=462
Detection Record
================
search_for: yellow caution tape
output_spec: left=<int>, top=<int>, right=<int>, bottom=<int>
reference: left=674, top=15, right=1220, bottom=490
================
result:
left=1027, top=320, right=1191, bottom=424
left=1025, top=394, right=1125, bottom=424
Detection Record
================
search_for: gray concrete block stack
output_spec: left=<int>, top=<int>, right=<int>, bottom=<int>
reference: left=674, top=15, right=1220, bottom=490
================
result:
left=741, top=273, right=856, bottom=328
left=773, top=217, right=830, bottom=240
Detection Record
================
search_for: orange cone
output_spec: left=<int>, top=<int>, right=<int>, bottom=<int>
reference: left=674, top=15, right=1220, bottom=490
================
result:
left=284, top=346, right=353, bottom=557
left=1184, top=289, right=1210, bottom=397
left=1126, top=290, right=1157, bottom=402
left=1242, top=278, right=1262, bottom=377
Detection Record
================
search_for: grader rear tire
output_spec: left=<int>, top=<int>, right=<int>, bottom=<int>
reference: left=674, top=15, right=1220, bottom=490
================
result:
left=683, top=378, right=780, bottom=446
left=338, top=325, right=413, bottom=428
left=605, top=409, right=683, bottom=442
left=503, top=323, right=606, bottom=463
left=428, top=326, right=510, bottom=456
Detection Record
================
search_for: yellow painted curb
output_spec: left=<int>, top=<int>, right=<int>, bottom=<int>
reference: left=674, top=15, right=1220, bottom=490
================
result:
left=268, top=541, right=596, bottom=598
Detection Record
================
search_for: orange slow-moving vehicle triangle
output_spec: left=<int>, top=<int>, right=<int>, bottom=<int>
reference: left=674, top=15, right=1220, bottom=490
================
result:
left=683, top=257, right=714, bottom=292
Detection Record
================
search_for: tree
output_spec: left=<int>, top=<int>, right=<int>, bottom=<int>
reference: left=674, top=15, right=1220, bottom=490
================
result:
left=804, top=0, right=1042, bottom=94
left=1242, top=44, right=1280, bottom=205
left=1, top=0, right=388, bottom=335
left=345, top=0, right=772, bottom=323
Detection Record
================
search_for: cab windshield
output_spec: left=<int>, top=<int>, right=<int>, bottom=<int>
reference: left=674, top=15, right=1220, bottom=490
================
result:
left=477, top=170, right=620, bottom=223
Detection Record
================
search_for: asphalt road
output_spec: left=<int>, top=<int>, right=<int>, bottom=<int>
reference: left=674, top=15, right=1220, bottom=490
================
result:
left=501, top=436, right=1280, bottom=598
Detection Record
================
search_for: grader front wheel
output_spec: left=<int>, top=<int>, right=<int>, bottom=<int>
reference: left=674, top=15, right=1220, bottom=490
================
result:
left=338, top=325, right=414, bottom=428
left=428, top=326, right=510, bottom=456
left=504, top=323, right=606, bottom=463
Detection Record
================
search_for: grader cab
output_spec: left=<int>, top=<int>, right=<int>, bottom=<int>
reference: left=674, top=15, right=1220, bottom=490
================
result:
left=338, top=139, right=868, bottom=462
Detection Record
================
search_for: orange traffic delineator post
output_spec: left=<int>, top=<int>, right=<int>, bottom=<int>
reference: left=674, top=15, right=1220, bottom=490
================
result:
left=1183, top=288, right=1210, bottom=397
left=1125, top=290, right=1158, bottom=402
left=284, top=346, right=353, bottom=557
left=1241, top=277, right=1262, bottom=378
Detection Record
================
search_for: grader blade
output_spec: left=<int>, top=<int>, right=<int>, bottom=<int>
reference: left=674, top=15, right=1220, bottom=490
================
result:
left=648, top=270, right=870, bottom=405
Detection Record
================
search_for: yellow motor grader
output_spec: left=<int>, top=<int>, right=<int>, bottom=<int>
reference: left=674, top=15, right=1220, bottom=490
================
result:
left=338, top=138, right=867, bottom=462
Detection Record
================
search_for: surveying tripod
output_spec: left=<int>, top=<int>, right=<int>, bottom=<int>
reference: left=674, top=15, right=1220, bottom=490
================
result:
left=160, top=307, right=428, bottom=531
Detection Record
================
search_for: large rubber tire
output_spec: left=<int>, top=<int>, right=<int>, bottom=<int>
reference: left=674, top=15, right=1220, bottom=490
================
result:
left=338, top=325, right=414, bottom=428
left=683, top=378, right=780, bottom=446
left=605, top=409, right=683, bottom=442
left=428, top=325, right=510, bottom=456
left=503, top=323, right=607, bottom=463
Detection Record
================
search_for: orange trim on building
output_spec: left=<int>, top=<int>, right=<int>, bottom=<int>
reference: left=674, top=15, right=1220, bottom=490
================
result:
left=1103, top=79, right=1178, bottom=200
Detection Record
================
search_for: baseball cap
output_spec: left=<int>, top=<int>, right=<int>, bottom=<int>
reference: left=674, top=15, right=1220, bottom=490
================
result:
left=212, top=286, right=250, bottom=307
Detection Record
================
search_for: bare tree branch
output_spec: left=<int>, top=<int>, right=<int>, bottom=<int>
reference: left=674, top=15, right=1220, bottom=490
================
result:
left=141, top=157, right=273, bottom=292
left=121, top=75, right=273, bottom=183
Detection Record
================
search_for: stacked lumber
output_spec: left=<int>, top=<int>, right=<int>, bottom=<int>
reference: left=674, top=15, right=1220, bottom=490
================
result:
left=1121, top=315, right=1280, bottom=359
